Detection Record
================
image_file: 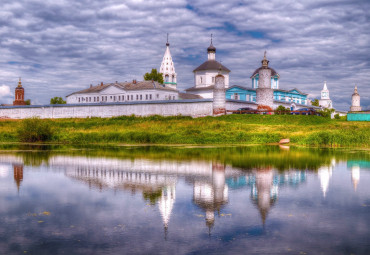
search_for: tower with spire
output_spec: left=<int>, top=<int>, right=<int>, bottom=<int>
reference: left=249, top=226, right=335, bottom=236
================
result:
left=350, top=85, right=361, bottom=112
left=319, top=81, right=333, bottom=108
left=159, top=34, right=177, bottom=90
left=13, top=78, right=26, bottom=106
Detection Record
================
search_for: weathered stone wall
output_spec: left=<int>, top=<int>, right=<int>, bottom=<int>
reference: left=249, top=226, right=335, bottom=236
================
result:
left=213, top=75, right=226, bottom=115
left=350, top=94, right=361, bottom=112
left=0, top=100, right=214, bottom=119
left=256, top=88, right=274, bottom=107
left=256, top=68, right=273, bottom=107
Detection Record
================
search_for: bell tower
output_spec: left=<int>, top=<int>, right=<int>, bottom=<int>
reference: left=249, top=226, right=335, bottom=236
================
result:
left=13, top=78, right=26, bottom=106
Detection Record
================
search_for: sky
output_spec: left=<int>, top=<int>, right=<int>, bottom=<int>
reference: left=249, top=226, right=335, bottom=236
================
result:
left=0, top=0, right=369, bottom=111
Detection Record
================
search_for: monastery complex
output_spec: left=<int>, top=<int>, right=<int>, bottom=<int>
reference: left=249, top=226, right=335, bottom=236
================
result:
left=0, top=36, right=367, bottom=120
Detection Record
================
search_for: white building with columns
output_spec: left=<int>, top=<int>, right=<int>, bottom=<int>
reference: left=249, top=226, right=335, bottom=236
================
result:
left=159, top=36, right=177, bottom=90
left=185, top=38, right=230, bottom=99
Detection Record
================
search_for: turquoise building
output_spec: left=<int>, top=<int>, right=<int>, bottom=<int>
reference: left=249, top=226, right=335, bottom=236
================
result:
left=226, top=58, right=309, bottom=107
left=226, top=86, right=308, bottom=105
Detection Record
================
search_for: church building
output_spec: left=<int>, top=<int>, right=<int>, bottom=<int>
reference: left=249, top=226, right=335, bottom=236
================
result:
left=185, top=36, right=231, bottom=99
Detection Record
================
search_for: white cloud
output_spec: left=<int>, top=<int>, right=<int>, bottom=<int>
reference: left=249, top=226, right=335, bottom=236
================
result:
left=0, top=85, right=12, bottom=97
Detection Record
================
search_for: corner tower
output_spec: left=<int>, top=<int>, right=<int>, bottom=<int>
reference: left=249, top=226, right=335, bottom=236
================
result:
left=256, top=52, right=274, bottom=108
left=159, top=34, right=177, bottom=90
left=350, top=85, right=361, bottom=112
left=13, top=78, right=26, bottom=106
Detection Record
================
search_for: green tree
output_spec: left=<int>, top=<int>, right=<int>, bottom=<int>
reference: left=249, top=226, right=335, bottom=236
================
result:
left=50, top=97, right=66, bottom=104
left=311, top=99, right=319, bottom=106
left=144, top=68, right=164, bottom=84
left=25, top=99, right=31, bottom=105
left=318, top=108, right=335, bottom=118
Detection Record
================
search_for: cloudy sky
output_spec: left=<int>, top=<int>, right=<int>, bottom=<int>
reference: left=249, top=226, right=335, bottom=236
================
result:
left=0, top=0, right=369, bottom=110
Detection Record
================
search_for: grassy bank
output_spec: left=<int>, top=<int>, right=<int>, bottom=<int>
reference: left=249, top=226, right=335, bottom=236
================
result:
left=0, top=115, right=369, bottom=147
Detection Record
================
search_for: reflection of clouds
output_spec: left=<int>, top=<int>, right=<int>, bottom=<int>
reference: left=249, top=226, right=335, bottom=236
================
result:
left=0, top=165, right=10, bottom=178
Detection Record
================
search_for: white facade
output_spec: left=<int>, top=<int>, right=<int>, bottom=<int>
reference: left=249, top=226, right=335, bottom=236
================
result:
left=193, top=70, right=230, bottom=89
left=159, top=39, right=177, bottom=90
left=319, top=81, right=333, bottom=108
left=66, top=82, right=178, bottom=104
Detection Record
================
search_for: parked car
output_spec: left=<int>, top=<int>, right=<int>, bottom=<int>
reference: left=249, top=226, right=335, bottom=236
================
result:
left=291, top=108, right=320, bottom=116
left=233, top=107, right=257, bottom=114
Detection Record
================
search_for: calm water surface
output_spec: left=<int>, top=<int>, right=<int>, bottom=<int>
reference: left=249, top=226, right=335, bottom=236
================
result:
left=0, top=145, right=369, bottom=255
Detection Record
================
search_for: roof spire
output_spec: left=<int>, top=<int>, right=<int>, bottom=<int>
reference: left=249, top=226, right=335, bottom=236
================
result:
left=166, top=33, right=169, bottom=46
left=207, top=34, right=216, bottom=53
left=261, top=51, right=269, bottom=68
left=18, top=77, right=22, bottom=87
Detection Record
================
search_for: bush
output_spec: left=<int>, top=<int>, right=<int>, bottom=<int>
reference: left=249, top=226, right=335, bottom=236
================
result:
left=334, top=113, right=340, bottom=119
left=17, top=118, right=54, bottom=142
left=275, top=105, right=290, bottom=115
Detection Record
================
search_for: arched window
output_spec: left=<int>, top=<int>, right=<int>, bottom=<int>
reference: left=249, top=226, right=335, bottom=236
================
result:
left=165, top=75, right=169, bottom=82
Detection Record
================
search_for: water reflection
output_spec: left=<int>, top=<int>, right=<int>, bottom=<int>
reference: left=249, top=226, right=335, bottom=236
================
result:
left=0, top=146, right=370, bottom=254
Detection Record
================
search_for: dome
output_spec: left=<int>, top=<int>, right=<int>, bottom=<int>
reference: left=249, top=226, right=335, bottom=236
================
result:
left=250, top=66, right=279, bottom=78
left=207, top=43, right=216, bottom=52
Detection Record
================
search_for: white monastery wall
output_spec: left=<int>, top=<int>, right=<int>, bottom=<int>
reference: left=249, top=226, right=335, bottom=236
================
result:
left=0, top=100, right=213, bottom=119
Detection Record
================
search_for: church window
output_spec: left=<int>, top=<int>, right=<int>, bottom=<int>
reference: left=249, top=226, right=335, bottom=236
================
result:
left=165, top=75, right=169, bottom=82
left=200, top=77, right=203, bottom=84
left=157, top=94, right=159, bottom=99
left=150, top=94, right=152, bottom=100
left=122, top=95, right=125, bottom=101
left=97, top=97, right=99, bottom=102
left=136, top=95, right=139, bottom=100
left=146, top=94, right=148, bottom=100
left=114, top=96, right=116, bottom=101
left=140, top=95, right=142, bottom=100
left=131, top=95, right=133, bottom=100
left=78, top=98, right=80, bottom=102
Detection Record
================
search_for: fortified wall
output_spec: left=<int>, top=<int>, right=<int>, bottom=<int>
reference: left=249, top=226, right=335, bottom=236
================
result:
left=0, top=99, right=256, bottom=119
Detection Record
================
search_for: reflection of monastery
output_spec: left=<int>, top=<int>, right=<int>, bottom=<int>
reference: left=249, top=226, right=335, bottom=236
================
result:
left=1, top=154, right=365, bottom=236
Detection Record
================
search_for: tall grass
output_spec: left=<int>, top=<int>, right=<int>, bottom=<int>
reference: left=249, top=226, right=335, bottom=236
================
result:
left=0, top=115, right=367, bottom=147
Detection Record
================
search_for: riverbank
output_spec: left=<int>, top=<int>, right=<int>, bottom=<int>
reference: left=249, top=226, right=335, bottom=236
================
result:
left=0, top=115, right=369, bottom=147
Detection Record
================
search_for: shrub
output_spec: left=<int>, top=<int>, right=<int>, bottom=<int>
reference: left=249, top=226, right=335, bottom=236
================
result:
left=275, top=105, right=290, bottom=115
left=334, top=113, right=340, bottom=119
left=17, top=118, right=54, bottom=142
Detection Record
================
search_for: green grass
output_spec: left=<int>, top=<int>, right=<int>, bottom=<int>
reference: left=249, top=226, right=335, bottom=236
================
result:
left=0, top=115, right=369, bottom=147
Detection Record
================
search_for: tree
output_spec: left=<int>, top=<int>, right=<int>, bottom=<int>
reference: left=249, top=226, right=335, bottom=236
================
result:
left=50, top=97, right=66, bottom=104
left=25, top=99, right=31, bottom=105
left=311, top=99, right=319, bottom=106
left=144, top=68, right=164, bottom=84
